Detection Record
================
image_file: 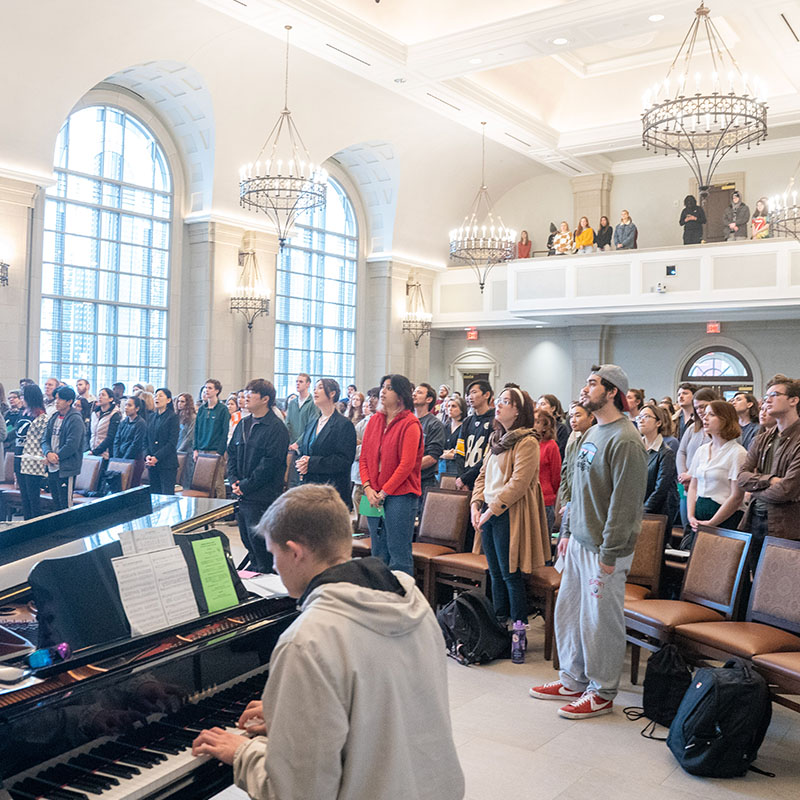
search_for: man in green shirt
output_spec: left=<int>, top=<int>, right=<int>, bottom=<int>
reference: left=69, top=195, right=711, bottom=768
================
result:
left=285, top=373, right=320, bottom=488
left=530, top=364, right=647, bottom=719
left=194, top=378, right=230, bottom=498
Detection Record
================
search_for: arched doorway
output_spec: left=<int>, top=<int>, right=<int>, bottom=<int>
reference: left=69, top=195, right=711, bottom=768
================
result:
left=680, top=346, right=754, bottom=400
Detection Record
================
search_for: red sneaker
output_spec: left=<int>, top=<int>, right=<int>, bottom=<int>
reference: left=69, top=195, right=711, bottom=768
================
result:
left=558, top=692, right=613, bottom=719
left=528, top=680, right=584, bottom=700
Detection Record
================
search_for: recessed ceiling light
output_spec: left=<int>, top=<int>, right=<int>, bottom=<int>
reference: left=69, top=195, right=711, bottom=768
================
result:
left=552, top=37, right=568, bottom=46
left=469, top=57, right=483, bottom=65
left=649, top=14, right=664, bottom=22
left=394, top=77, right=407, bottom=83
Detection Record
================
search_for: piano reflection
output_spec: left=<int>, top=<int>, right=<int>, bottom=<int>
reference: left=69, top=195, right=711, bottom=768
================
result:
left=0, top=488, right=296, bottom=800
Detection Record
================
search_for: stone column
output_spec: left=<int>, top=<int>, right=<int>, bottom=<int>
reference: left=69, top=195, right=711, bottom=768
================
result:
left=571, top=173, right=613, bottom=228
left=0, top=176, right=40, bottom=387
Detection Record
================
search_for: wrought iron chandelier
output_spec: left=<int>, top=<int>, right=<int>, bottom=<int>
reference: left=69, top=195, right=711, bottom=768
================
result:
left=230, top=249, right=270, bottom=331
left=449, top=122, right=515, bottom=294
left=770, top=163, right=800, bottom=240
left=402, top=276, right=432, bottom=347
left=0, top=261, right=8, bottom=287
left=641, top=3, right=767, bottom=196
left=239, top=25, right=327, bottom=248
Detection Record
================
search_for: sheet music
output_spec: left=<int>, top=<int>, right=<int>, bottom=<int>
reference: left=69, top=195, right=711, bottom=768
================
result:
left=243, top=572, right=289, bottom=598
left=112, top=546, right=199, bottom=635
left=120, top=525, right=174, bottom=556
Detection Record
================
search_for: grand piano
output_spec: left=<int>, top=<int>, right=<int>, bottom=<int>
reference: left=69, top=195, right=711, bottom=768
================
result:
left=0, top=488, right=297, bottom=800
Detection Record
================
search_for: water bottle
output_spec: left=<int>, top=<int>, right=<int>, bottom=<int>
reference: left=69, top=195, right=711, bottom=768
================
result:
left=511, top=620, right=526, bottom=664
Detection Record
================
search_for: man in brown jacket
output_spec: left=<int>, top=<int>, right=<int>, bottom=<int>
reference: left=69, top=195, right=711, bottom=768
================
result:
left=738, top=374, right=800, bottom=571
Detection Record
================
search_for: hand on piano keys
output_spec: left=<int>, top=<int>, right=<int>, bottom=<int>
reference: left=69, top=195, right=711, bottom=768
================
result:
left=237, top=701, right=266, bottom=736
left=191, top=728, right=248, bottom=766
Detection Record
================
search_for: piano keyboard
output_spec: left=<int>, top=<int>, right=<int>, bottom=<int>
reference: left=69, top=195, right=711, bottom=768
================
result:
left=5, top=667, right=268, bottom=800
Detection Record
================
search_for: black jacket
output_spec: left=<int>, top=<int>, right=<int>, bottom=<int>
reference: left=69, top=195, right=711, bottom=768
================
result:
left=680, top=206, right=706, bottom=244
left=42, top=407, right=86, bottom=478
left=644, top=440, right=679, bottom=521
left=595, top=224, right=613, bottom=249
left=227, top=411, right=289, bottom=506
left=146, top=407, right=179, bottom=471
left=114, top=415, right=148, bottom=460
left=298, top=410, right=357, bottom=506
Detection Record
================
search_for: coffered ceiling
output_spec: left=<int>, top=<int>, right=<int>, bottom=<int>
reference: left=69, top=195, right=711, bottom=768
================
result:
left=199, top=0, right=800, bottom=175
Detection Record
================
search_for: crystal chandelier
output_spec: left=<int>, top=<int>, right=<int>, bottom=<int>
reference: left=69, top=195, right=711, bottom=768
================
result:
left=449, top=122, right=515, bottom=294
left=641, top=3, right=767, bottom=197
left=0, top=261, right=8, bottom=287
left=402, top=277, right=432, bottom=348
left=230, top=249, right=270, bottom=331
left=239, top=25, right=327, bottom=248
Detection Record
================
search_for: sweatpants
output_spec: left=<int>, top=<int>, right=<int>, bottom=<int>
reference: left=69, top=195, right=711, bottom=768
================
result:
left=554, top=536, right=634, bottom=701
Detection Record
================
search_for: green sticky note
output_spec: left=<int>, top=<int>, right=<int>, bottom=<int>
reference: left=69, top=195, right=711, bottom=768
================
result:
left=191, top=537, right=239, bottom=613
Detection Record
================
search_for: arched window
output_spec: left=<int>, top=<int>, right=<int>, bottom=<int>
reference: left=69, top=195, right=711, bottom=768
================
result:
left=274, top=177, right=358, bottom=398
left=40, top=105, right=172, bottom=389
left=681, top=347, right=752, bottom=382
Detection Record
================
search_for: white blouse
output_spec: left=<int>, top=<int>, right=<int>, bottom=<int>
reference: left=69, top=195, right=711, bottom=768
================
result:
left=689, top=439, right=747, bottom=506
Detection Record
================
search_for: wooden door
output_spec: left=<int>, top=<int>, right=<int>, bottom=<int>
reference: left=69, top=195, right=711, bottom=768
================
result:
left=703, top=184, right=735, bottom=243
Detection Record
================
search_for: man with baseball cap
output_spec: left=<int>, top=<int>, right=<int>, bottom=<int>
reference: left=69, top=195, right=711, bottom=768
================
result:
left=530, top=364, right=647, bottom=718
left=723, top=190, right=750, bottom=240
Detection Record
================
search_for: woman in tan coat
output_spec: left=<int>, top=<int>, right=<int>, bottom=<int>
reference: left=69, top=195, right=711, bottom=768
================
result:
left=471, top=386, right=550, bottom=632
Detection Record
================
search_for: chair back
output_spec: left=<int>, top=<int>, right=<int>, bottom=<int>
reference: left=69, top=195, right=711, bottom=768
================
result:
left=628, top=513, right=668, bottom=596
left=190, top=453, right=222, bottom=493
left=107, top=458, right=135, bottom=491
left=2, top=452, right=14, bottom=484
left=747, top=537, right=800, bottom=633
left=438, top=474, right=460, bottom=491
left=679, top=525, right=751, bottom=618
left=355, top=514, right=369, bottom=534
left=177, top=452, right=188, bottom=484
left=417, top=489, right=470, bottom=551
left=75, top=456, right=103, bottom=493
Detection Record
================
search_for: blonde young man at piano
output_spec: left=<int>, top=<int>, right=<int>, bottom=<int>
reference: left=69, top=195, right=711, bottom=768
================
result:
left=192, top=484, right=464, bottom=800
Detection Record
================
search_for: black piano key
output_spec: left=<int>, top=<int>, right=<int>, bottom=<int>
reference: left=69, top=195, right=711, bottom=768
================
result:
left=8, top=787, right=39, bottom=800
left=43, top=763, right=116, bottom=792
left=17, top=777, right=88, bottom=800
left=93, top=741, right=162, bottom=767
left=71, top=752, right=139, bottom=779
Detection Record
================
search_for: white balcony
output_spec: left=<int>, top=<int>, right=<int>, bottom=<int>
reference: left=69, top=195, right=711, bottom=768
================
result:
left=432, top=238, right=800, bottom=328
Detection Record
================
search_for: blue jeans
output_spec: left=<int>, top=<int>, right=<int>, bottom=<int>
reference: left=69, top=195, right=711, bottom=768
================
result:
left=368, top=493, right=417, bottom=576
left=481, top=510, right=527, bottom=623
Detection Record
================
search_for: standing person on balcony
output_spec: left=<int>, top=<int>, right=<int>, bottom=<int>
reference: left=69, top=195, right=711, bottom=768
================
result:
left=574, top=216, right=595, bottom=253
left=595, top=216, right=613, bottom=251
left=679, top=195, right=706, bottom=245
left=194, top=378, right=229, bottom=498
left=553, top=221, right=574, bottom=255
left=546, top=222, right=558, bottom=255
left=516, top=230, right=532, bottom=259
left=359, top=374, right=423, bottom=576
left=530, top=365, right=647, bottom=719
left=614, top=210, right=637, bottom=250
left=723, top=191, right=750, bottom=240
left=738, top=375, right=800, bottom=568
left=751, top=197, right=770, bottom=239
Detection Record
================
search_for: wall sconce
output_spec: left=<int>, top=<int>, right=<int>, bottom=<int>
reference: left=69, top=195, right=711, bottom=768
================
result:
left=230, top=250, right=270, bottom=331
left=0, top=261, right=8, bottom=287
left=402, top=275, right=432, bottom=348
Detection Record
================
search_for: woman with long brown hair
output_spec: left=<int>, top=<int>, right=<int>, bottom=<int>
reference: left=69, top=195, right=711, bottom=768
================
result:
left=471, top=386, right=549, bottom=661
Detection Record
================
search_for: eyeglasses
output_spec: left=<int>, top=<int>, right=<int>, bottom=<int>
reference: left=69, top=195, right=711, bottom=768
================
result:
left=763, top=391, right=789, bottom=401
left=636, top=413, right=657, bottom=422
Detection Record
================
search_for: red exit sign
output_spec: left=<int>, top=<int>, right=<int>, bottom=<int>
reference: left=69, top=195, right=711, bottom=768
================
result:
left=466, top=328, right=479, bottom=341
left=707, top=321, right=721, bottom=334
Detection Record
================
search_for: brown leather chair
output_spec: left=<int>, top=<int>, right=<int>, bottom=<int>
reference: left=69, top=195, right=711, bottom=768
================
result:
left=71, top=455, right=104, bottom=503
left=431, top=551, right=490, bottom=609
left=176, top=452, right=188, bottom=488
left=178, top=453, right=222, bottom=498
left=674, top=536, right=800, bottom=662
left=1, top=452, right=14, bottom=485
left=412, top=489, right=470, bottom=602
left=752, top=651, right=800, bottom=713
left=107, top=458, right=136, bottom=492
left=352, top=514, right=371, bottom=558
left=625, top=525, right=751, bottom=683
left=624, top=513, right=669, bottom=601
left=438, top=474, right=466, bottom=492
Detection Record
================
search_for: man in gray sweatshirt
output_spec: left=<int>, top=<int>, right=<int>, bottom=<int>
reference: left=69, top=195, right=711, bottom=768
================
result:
left=530, top=364, right=647, bottom=719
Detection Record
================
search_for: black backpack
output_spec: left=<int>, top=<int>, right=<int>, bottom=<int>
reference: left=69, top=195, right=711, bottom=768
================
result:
left=667, top=657, right=773, bottom=778
left=436, top=589, right=510, bottom=665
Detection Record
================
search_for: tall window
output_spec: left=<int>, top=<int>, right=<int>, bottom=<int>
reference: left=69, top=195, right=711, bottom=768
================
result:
left=41, top=105, right=172, bottom=390
left=274, top=178, right=358, bottom=398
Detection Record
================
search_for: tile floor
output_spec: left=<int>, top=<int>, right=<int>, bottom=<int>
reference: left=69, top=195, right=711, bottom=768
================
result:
left=219, top=523, right=800, bottom=800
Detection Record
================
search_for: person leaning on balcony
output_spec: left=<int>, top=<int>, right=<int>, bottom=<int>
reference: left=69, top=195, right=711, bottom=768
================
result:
left=595, top=216, right=613, bottom=251
left=751, top=196, right=770, bottom=239
left=722, top=191, right=750, bottom=240
left=679, top=195, right=706, bottom=245
left=517, top=230, right=532, bottom=259
left=574, top=216, right=595, bottom=253
left=553, top=221, right=574, bottom=255
left=613, top=209, right=637, bottom=250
